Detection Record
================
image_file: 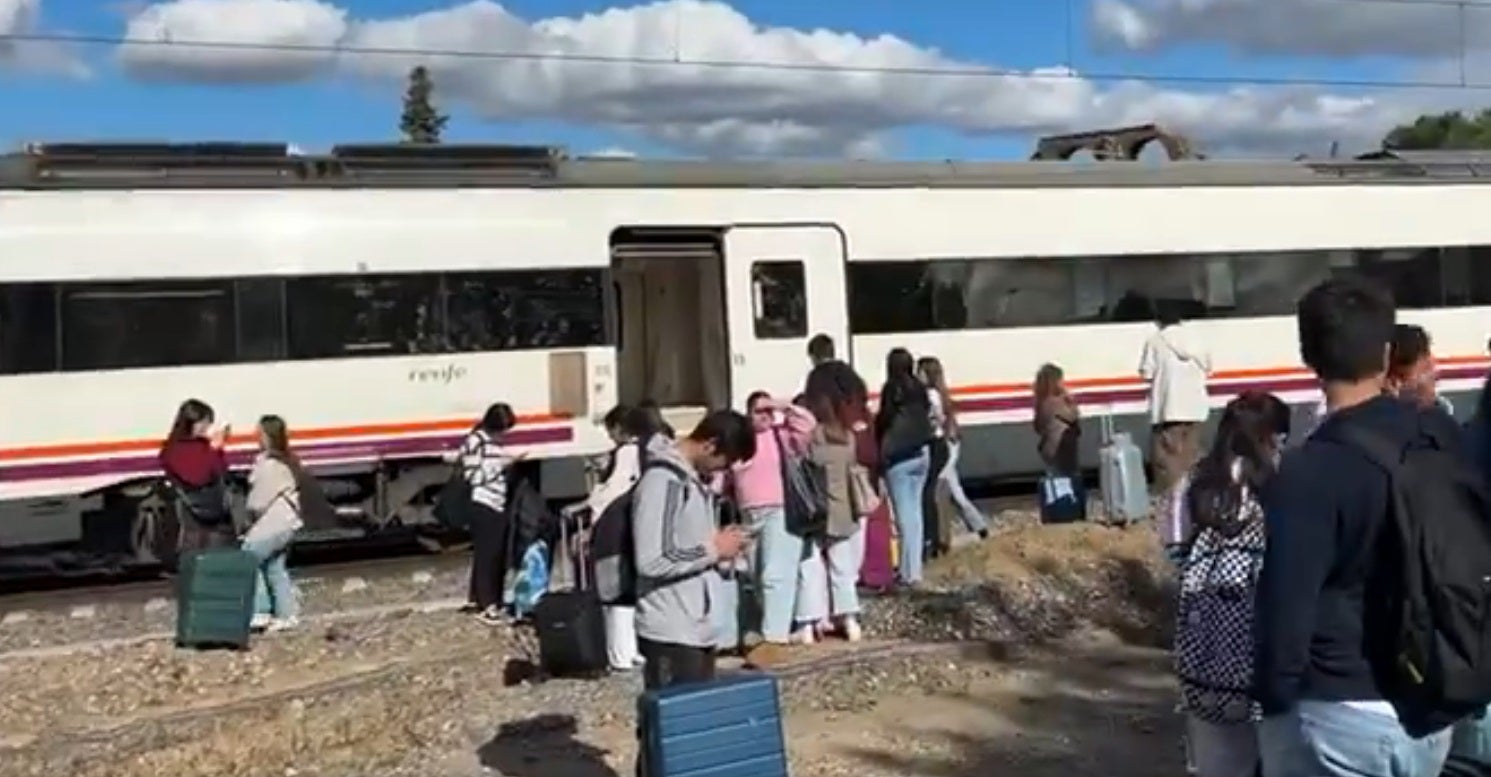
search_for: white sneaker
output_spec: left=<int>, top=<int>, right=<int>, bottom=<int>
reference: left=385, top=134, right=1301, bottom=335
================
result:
left=250, top=613, right=272, bottom=630
left=266, top=616, right=300, bottom=633
left=790, top=627, right=816, bottom=645
left=842, top=617, right=863, bottom=643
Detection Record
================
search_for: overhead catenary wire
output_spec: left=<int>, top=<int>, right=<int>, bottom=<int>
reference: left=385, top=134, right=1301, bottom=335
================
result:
left=6, top=29, right=1491, bottom=92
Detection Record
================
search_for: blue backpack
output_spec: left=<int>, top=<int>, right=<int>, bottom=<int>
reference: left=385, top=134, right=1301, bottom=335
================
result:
left=506, top=540, right=550, bottom=618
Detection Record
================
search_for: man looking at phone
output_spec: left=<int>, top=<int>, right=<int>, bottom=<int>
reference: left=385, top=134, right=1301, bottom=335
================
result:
left=632, top=409, right=757, bottom=691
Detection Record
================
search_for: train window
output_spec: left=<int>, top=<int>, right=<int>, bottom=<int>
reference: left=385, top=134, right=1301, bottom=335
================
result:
left=849, top=258, right=1088, bottom=333
left=285, top=275, right=444, bottom=360
left=0, top=284, right=58, bottom=375
left=850, top=243, right=1491, bottom=335
left=1229, top=251, right=1332, bottom=318
left=60, top=281, right=235, bottom=371
left=751, top=261, right=807, bottom=339
left=445, top=269, right=607, bottom=351
left=235, top=278, right=286, bottom=362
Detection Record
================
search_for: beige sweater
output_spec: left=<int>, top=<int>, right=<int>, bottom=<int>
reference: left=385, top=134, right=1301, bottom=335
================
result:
left=809, top=427, right=859, bottom=538
left=245, top=453, right=303, bottom=541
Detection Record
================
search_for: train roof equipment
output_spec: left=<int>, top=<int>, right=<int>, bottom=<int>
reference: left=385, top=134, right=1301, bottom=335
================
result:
left=6, top=141, right=1491, bottom=191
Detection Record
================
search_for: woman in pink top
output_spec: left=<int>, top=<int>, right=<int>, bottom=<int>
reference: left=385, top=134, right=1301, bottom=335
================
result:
left=733, top=390, right=815, bottom=667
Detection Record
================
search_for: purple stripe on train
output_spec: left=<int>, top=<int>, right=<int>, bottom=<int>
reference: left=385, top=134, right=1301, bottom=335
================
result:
left=0, top=425, right=573, bottom=483
left=954, top=365, right=1488, bottom=415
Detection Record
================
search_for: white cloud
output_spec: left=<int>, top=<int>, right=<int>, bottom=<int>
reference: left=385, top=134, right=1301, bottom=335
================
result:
left=1091, top=0, right=1483, bottom=59
left=117, top=0, right=348, bottom=82
left=0, top=0, right=90, bottom=77
left=107, top=0, right=1451, bottom=156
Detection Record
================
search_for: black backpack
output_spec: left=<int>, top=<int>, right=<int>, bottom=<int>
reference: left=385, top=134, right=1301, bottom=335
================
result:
left=1342, top=418, right=1491, bottom=736
left=589, top=450, right=689, bottom=607
left=775, top=429, right=829, bottom=536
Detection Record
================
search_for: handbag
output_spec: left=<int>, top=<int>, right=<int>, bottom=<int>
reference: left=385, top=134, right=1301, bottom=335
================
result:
left=848, top=464, right=882, bottom=518
left=1038, top=475, right=1084, bottom=523
left=777, top=429, right=830, bottom=537
left=432, top=467, right=472, bottom=531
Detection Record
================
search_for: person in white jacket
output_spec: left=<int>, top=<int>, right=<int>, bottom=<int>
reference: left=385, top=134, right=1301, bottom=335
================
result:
left=243, top=415, right=314, bottom=632
left=587, top=405, right=659, bottom=672
left=1139, top=309, right=1214, bottom=493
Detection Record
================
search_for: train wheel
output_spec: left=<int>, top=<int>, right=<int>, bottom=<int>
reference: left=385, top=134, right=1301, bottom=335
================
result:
left=131, top=493, right=181, bottom=572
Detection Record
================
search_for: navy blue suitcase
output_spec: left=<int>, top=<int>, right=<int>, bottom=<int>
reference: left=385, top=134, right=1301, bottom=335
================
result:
left=638, top=672, right=788, bottom=777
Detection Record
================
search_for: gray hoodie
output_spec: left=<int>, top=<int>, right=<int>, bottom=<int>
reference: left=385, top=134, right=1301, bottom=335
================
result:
left=632, top=434, right=722, bottom=648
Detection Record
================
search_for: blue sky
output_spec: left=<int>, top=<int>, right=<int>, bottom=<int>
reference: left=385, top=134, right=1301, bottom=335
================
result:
left=0, top=0, right=1476, bottom=158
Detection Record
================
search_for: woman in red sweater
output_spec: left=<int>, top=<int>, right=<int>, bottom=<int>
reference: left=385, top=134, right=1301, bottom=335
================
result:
left=159, top=398, right=234, bottom=551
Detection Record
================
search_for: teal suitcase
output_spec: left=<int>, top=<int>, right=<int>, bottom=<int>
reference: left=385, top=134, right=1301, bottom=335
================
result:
left=639, top=673, right=789, bottom=777
left=175, top=548, right=258, bottom=649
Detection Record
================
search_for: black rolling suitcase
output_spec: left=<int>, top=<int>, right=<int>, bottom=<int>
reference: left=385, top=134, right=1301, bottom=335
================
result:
left=532, top=505, right=608, bottom=677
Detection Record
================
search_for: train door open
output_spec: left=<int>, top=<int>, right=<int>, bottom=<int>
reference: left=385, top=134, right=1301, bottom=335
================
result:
left=721, top=225, right=849, bottom=404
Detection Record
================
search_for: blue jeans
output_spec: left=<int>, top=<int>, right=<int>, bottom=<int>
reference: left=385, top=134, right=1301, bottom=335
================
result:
left=713, top=565, right=743, bottom=652
left=242, top=527, right=298, bottom=620
left=885, top=446, right=931, bottom=585
left=1259, top=701, right=1451, bottom=777
left=744, top=505, right=802, bottom=643
left=939, top=441, right=988, bottom=533
left=1447, top=707, right=1491, bottom=773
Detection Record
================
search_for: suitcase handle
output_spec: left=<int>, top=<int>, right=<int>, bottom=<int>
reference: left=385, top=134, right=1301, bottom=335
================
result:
left=1100, top=404, right=1116, bottom=445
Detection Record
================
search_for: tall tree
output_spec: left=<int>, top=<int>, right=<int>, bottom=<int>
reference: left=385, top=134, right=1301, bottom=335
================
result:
left=399, top=65, right=449, bottom=144
left=1382, top=109, right=1491, bottom=151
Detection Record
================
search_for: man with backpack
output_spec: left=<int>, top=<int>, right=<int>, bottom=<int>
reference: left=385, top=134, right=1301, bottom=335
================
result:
left=1254, top=277, right=1491, bottom=777
left=630, top=410, right=756, bottom=691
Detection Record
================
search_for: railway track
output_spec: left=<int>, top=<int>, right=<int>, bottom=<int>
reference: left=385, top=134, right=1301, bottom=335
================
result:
left=0, top=481, right=1045, bottom=620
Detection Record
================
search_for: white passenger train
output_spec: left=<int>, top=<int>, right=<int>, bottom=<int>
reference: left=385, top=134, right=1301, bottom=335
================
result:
left=2, top=143, right=1489, bottom=567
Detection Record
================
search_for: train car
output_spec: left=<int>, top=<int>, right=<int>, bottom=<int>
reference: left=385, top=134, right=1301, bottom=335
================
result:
left=2, top=142, right=1489, bottom=569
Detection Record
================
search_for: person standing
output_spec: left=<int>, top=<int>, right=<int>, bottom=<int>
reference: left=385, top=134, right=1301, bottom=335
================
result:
left=459, top=403, right=522, bottom=626
left=159, top=398, right=236, bottom=552
left=732, top=391, right=816, bottom=667
left=632, top=410, right=755, bottom=688
left=243, top=415, right=331, bottom=632
left=918, top=356, right=989, bottom=542
left=875, top=348, right=934, bottom=588
left=1139, top=308, right=1213, bottom=493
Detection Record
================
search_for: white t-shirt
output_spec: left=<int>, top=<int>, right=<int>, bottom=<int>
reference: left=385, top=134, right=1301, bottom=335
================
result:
left=1139, top=323, right=1213, bottom=425
left=927, top=387, right=947, bottom=439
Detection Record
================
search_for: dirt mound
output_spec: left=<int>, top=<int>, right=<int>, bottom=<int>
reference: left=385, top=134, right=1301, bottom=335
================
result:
left=931, top=521, right=1164, bottom=586
left=865, top=521, right=1174, bottom=649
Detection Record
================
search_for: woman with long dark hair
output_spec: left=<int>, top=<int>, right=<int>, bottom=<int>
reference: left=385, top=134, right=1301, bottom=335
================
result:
left=460, top=402, right=521, bottom=625
left=160, top=398, right=234, bottom=551
left=1171, top=391, right=1285, bottom=777
left=874, top=348, right=934, bottom=588
left=243, top=415, right=331, bottom=632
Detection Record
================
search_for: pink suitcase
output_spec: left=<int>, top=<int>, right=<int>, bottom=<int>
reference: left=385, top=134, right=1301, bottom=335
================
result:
left=859, top=502, right=896, bottom=589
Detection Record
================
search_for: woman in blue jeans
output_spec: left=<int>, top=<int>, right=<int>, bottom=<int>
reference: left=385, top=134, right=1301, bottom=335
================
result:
left=874, top=348, right=934, bottom=588
left=243, top=415, right=328, bottom=632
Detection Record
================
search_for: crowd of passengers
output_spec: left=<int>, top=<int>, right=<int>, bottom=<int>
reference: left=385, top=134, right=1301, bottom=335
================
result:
left=451, top=334, right=997, bottom=670
left=154, top=273, right=1491, bottom=777
left=1150, top=278, right=1491, bottom=777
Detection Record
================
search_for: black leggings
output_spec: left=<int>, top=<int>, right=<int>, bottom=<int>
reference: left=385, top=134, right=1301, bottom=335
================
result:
left=467, top=502, right=511, bottom=610
left=923, top=438, right=950, bottom=559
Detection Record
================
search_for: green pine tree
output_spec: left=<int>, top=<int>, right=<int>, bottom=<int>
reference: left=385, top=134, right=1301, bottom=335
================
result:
left=399, top=65, right=449, bottom=144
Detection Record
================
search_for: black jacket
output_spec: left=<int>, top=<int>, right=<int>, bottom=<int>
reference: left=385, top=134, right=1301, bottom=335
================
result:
left=1253, top=394, right=1464, bottom=715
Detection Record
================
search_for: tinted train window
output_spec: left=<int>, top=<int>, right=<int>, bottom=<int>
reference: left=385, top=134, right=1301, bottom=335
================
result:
left=446, top=269, right=607, bottom=351
left=285, top=275, right=444, bottom=359
left=235, top=278, right=286, bottom=361
left=0, top=284, right=58, bottom=374
left=848, top=244, right=1491, bottom=334
left=60, top=281, right=234, bottom=371
left=751, top=261, right=807, bottom=338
